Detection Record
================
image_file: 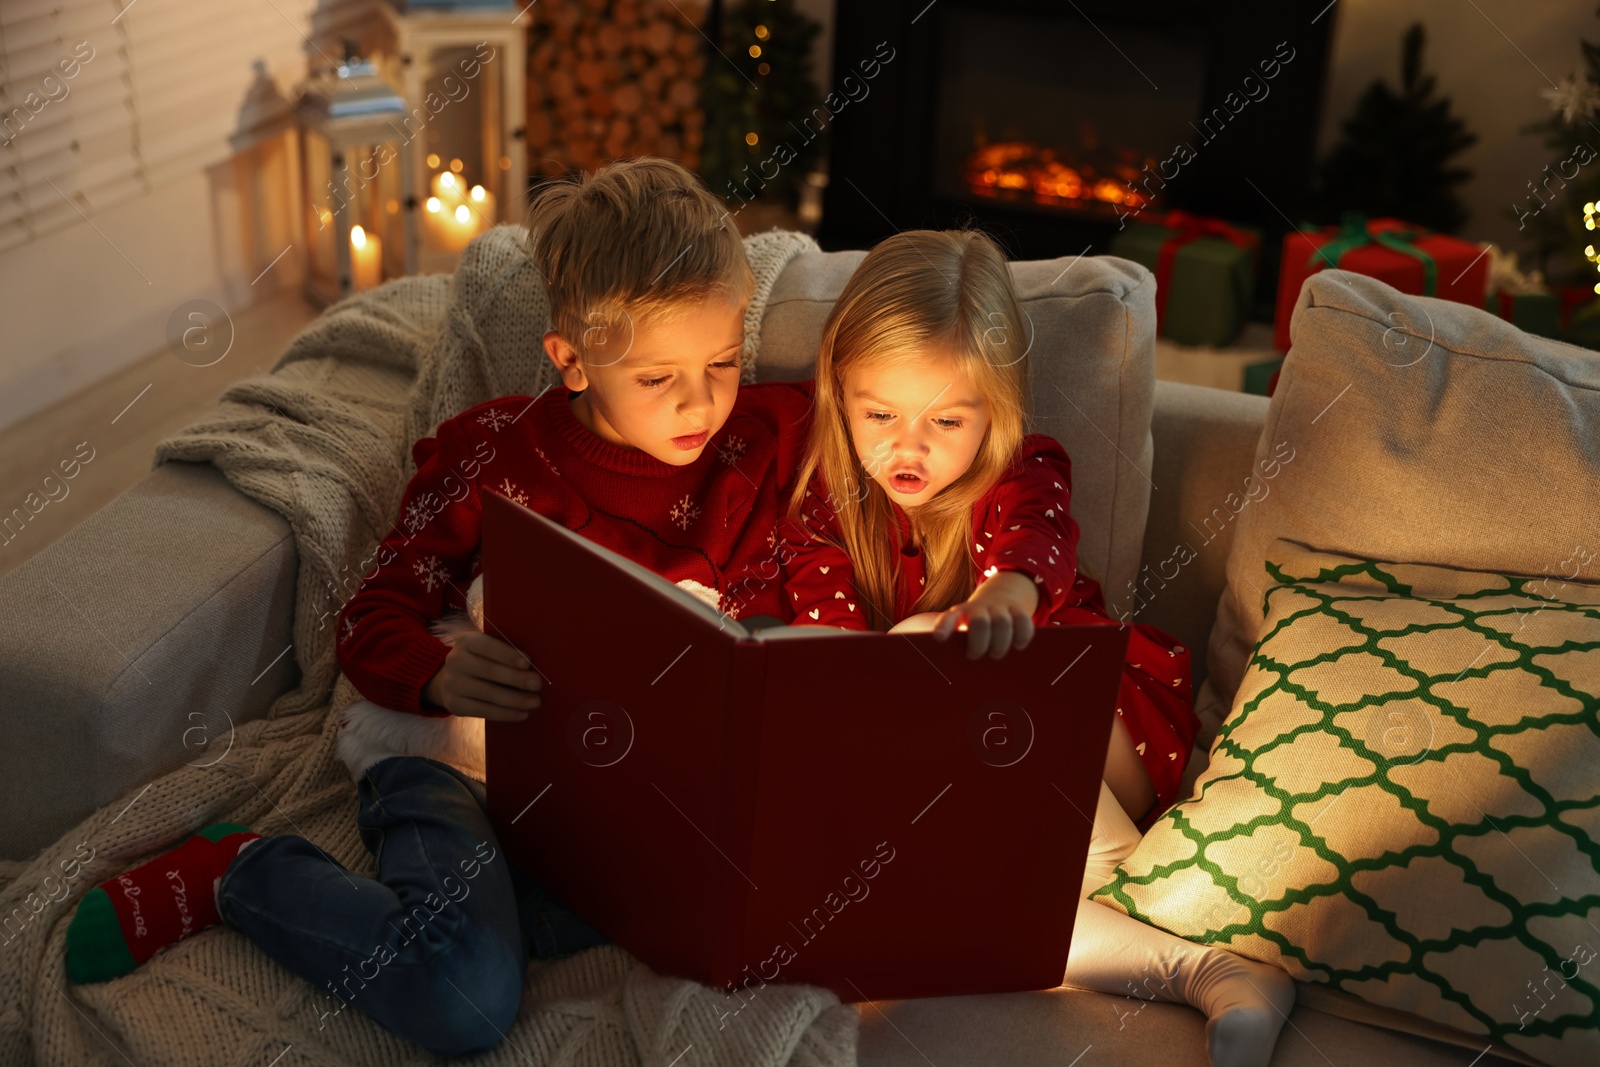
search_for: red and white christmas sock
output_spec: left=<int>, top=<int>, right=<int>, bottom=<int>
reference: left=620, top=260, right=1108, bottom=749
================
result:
left=66, top=822, right=261, bottom=983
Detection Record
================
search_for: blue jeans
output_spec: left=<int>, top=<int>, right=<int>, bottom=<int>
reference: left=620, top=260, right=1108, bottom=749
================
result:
left=216, top=754, right=609, bottom=1057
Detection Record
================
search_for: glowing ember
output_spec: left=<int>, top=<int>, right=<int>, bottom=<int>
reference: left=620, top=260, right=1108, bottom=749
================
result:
left=964, top=140, right=1159, bottom=213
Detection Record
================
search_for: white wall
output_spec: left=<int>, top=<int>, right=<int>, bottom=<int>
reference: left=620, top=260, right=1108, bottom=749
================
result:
left=0, top=0, right=324, bottom=436
left=0, top=141, right=304, bottom=434
left=1316, top=0, right=1586, bottom=257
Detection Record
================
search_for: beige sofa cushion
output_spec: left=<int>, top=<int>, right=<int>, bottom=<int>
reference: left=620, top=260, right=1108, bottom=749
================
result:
left=755, top=248, right=1159, bottom=622
left=1095, top=540, right=1600, bottom=1067
left=1202, top=269, right=1600, bottom=739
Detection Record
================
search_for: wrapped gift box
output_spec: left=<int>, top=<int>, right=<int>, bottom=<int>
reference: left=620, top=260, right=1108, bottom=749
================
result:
left=1558, top=284, right=1600, bottom=349
left=1484, top=290, right=1561, bottom=339
left=1480, top=242, right=1562, bottom=341
left=1243, top=356, right=1285, bottom=397
left=1111, top=212, right=1260, bottom=348
left=1563, top=296, right=1600, bottom=351
left=1273, top=213, right=1490, bottom=352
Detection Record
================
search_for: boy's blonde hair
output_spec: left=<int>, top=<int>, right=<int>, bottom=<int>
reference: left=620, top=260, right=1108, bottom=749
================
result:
left=789, top=228, right=1035, bottom=631
left=523, top=157, right=754, bottom=354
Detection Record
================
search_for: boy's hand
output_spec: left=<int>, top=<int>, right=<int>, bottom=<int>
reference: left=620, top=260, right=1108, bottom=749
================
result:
left=932, top=571, right=1039, bottom=660
left=423, top=632, right=543, bottom=721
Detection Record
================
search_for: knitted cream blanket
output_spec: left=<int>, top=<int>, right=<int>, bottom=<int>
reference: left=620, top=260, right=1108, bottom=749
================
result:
left=0, top=224, right=858, bottom=1067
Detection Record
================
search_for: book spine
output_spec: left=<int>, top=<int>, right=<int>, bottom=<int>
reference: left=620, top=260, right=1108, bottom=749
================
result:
left=708, top=638, right=769, bottom=991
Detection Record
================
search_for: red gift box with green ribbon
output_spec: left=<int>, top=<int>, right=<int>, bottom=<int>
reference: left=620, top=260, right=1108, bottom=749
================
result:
left=1272, top=212, right=1491, bottom=352
left=1110, top=211, right=1261, bottom=347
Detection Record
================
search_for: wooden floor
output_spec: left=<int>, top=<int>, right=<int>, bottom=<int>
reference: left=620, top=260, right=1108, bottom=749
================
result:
left=0, top=255, right=1273, bottom=583
left=0, top=289, right=320, bottom=581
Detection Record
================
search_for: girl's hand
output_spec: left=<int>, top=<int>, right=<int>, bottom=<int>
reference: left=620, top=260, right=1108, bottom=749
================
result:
left=423, top=632, right=544, bottom=721
left=932, top=571, right=1039, bottom=660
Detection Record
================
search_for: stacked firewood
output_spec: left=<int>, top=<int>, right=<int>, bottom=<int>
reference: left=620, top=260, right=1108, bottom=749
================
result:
left=525, top=0, right=709, bottom=175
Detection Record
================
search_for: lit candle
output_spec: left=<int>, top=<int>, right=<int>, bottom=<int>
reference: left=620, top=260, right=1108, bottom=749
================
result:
left=431, top=169, right=464, bottom=205
left=421, top=172, right=494, bottom=254
left=468, top=183, right=496, bottom=227
left=350, top=225, right=382, bottom=290
left=446, top=202, right=479, bottom=251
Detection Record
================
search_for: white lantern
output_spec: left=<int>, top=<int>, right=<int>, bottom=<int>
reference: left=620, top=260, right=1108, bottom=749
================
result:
left=296, top=47, right=417, bottom=307
left=372, top=0, right=531, bottom=274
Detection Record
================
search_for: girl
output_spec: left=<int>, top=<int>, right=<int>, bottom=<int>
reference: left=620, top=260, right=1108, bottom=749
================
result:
left=778, top=229, right=1296, bottom=1067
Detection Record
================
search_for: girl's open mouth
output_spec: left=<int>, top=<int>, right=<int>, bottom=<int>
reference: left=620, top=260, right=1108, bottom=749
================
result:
left=890, top=471, right=928, bottom=494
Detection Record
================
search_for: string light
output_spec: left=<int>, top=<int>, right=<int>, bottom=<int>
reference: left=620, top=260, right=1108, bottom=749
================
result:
left=748, top=44, right=762, bottom=57
left=755, top=24, right=770, bottom=39
left=745, top=131, right=759, bottom=146
left=1586, top=204, right=1600, bottom=293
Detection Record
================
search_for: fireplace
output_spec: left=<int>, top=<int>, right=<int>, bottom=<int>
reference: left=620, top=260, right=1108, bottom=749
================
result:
left=937, top=7, right=1208, bottom=222
left=819, top=0, right=1337, bottom=316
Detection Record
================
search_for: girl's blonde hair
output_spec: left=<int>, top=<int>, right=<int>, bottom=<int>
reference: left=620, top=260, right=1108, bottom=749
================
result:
left=788, top=228, right=1032, bottom=631
left=523, top=157, right=753, bottom=355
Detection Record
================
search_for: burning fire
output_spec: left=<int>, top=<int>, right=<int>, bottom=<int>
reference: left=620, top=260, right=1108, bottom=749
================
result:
left=965, top=140, right=1157, bottom=213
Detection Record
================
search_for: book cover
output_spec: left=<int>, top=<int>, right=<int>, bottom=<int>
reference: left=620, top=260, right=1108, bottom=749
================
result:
left=480, top=487, right=1129, bottom=1001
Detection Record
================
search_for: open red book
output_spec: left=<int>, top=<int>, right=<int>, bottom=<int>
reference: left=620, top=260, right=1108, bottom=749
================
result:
left=481, top=486, right=1129, bottom=1002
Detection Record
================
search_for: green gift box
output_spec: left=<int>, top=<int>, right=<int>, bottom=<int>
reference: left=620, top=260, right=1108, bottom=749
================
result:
left=1483, top=290, right=1561, bottom=339
left=1242, top=356, right=1285, bottom=397
left=1563, top=298, right=1600, bottom=351
left=1110, top=212, right=1260, bottom=348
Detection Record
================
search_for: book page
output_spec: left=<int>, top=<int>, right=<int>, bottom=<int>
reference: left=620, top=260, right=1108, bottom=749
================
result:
left=752, top=624, right=860, bottom=640
left=513, top=501, right=751, bottom=638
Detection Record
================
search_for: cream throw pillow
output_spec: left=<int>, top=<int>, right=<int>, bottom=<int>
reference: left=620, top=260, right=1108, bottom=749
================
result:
left=1093, top=539, right=1600, bottom=1067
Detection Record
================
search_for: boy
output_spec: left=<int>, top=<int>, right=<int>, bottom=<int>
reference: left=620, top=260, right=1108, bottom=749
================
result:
left=65, top=158, right=814, bottom=1058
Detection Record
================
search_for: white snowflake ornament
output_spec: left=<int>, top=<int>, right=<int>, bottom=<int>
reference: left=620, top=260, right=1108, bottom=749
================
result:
left=1542, top=70, right=1600, bottom=124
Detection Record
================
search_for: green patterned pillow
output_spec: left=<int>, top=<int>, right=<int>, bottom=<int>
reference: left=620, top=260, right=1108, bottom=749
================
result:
left=1092, top=540, right=1600, bottom=1067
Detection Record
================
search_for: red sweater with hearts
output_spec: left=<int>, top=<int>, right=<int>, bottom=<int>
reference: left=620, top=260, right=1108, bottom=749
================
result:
left=777, top=433, right=1093, bottom=627
left=334, top=382, right=814, bottom=717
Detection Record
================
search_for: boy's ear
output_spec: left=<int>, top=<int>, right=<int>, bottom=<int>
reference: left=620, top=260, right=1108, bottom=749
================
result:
left=543, top=330, right=588, bottom=391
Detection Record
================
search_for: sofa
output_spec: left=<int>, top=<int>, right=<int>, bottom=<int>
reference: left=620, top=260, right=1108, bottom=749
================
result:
left=6, top=236, right=1582, bottom=1066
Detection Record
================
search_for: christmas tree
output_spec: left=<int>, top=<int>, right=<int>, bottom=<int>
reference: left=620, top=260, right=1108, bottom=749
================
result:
left=1513, top=5, right=1600, bottom=286
left=699, top=0, right=825, bottom=211
left=1311, top=23, right=1477, bottom=233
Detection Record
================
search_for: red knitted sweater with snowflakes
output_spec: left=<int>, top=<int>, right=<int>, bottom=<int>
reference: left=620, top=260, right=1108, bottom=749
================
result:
left=778, top=433, right=1106, bottom=628
left=335, top=382, right=814, bottom=717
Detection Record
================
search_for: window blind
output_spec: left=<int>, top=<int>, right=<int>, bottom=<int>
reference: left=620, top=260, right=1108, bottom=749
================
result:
left=0, top=0, right=369, bottom=254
